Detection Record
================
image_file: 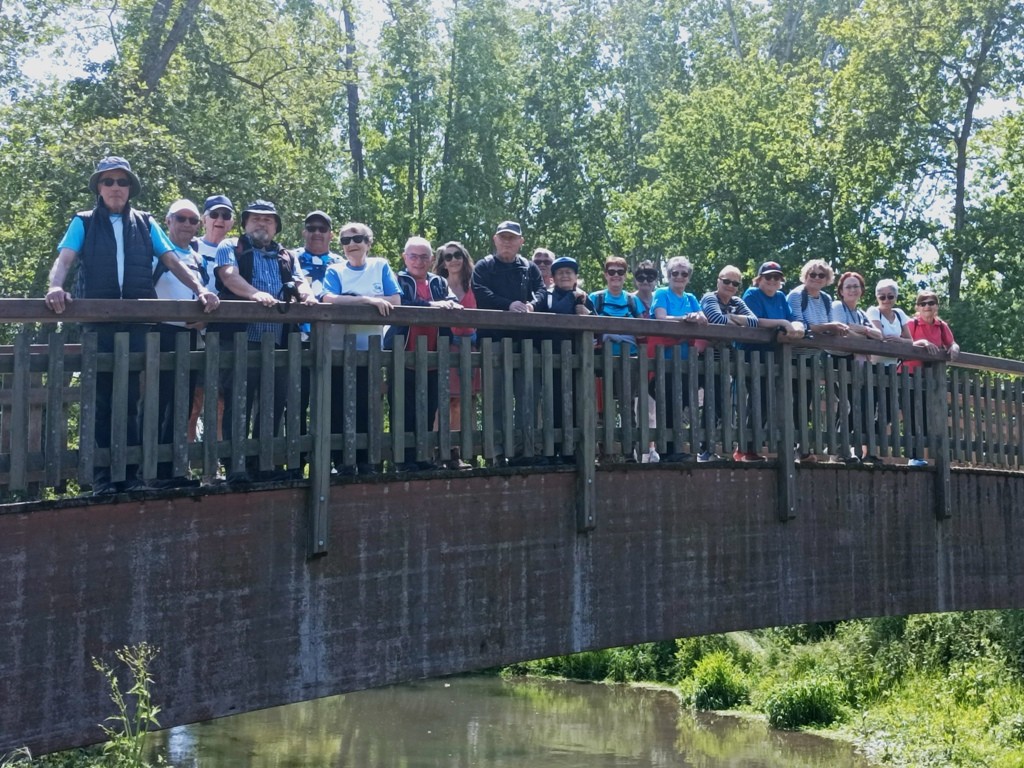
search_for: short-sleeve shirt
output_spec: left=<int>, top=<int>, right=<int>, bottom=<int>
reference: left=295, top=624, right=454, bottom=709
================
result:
left=58, top=215, right=174, bottom=291
left=740, top=287, right=794, bottom=353
left=215, top=238, right=306, bottom=344
left=651, top=288, right=701, bottom=359
left=589, top=289, right=640, bottom=355
left=322, top=258, right=400, bottom=350
left=866, top=305, right=909, bottom=366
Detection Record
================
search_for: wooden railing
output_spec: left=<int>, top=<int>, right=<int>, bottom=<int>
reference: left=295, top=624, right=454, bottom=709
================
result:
left=1, top=299, right=1021, bottom=551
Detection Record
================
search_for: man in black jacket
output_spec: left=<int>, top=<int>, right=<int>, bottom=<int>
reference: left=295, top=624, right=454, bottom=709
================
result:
left=471, top=221, right=545, bottom=465
left=45, top=156, right=219, bottom=494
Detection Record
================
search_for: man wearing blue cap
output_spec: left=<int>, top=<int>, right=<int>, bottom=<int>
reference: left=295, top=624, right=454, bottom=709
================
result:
left=197, top=195, right=235, bottom=292
left=44, top=156, right=220, bottom=494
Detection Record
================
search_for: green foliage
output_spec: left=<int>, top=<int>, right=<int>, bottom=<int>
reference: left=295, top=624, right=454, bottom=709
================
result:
left=605, top=642, right=677, bottom=683
left=92, top=643, right=163, bottom=768
left=764, top=676, right=845, bottom=729
left=685, top=651, right=749, bottom=711
left=503, top=649, right=611, bottom=681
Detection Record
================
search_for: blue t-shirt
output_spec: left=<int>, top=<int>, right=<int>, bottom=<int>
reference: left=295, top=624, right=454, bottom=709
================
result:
left=589, top=289, right=640, bottom=355
left=741, top=287, right=795, bottom=353
left=650, top=288, right=701, bottom=359
left=297, top=249, right=343, bottom=298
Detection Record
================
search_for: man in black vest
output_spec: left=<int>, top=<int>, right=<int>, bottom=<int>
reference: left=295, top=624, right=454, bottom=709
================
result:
left=45, top=156, right=220, bottom=495
left=214, top=200, right=318, bottom=482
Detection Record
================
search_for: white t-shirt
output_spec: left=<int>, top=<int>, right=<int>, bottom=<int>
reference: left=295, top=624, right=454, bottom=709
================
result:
left=322, top=257, right=400, bottom=350
left=866, top=306, right=909, bottom=366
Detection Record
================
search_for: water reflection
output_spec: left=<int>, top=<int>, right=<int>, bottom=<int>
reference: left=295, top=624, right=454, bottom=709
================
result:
left=149, top=676, right=872, bottom=767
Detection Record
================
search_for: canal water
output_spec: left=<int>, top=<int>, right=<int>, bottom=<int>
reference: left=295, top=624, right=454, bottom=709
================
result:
left=149, top=675, right=873, bottom=767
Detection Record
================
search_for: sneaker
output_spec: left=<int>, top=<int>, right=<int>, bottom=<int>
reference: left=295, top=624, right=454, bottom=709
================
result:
left=697, top=451, right=722, bottom=463
left=733, top=449, right=767, bottom=463
left=642, top=445, right=660, bottom=464
left=908, top=458, right=928, bottom=467
left=862, top=454, right=883, bottom=464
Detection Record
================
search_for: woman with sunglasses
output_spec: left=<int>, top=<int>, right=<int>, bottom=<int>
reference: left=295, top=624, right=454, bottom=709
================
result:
left=867, top=279, right=912, bottom=358
left=631, top=260, right=659, bottom=316
left=648, top=256, right=707, bottom=462
left=864, top=279, right=912, bottom=461
left=832, top=271, right=883, bottom=464
left=321, top=222, right=401, bottom=476
left=901, top=290, right=959, bottom=467
left=433, top=241, right=478, bottom=470
left=786, top=259, right=849, bottom=463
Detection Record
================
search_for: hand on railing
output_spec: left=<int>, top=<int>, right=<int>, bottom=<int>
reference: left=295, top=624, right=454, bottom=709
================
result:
left=45, top=287, right=72, bottom=315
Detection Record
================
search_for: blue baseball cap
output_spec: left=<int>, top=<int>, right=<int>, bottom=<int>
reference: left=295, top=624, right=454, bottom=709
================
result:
left=550, top=256, right=578, bottom=274
left=203, top=195, right=234, bottom=214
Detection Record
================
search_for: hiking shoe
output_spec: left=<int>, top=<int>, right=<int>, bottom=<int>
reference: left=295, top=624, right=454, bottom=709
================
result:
left=908, top=458, right=928, bottom=467
left=733, top=449, right=767, bottom=463
left=862, top=454, right=883, bottom=464
left=798, top=452, right=817, bottom=464
left=697, top=451, right=722, bottom=463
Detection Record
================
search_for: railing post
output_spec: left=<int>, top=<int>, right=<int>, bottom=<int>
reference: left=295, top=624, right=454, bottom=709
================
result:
left=307, top=321, right=332, bottom=557
left=577, top=332, right=596, bottom=532
left=775, top=344, right=796, bottom=521
left=929, top=361, right=951, bottom=520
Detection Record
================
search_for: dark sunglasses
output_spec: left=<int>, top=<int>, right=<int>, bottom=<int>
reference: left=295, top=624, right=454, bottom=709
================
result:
left=669, top=270, right=691, bottom=278
left=634, top=273, right=658, bottom=283
left=533, top=259, right=552, bottom=266
left=718, top=277, right=741, bottom=287
left=100, top=178, right=131, bottom=188
left=173, top=214, right=200, bottom=225
left=305, top=225, right=329, bottom=233
left=340, top=234, right=368, bottom=245
left=443, top=251, right=464, bottom=261
left=807, top=271, right=828, bottom=280
left=605, top=268, right=626, bottom=277
left=876, top=294, right=896, bottom=300
left=917, top=300, right=938, bottom=307
left=206, top=210, right=232, bottom=220
left=762, top=274, right=783, bottom=281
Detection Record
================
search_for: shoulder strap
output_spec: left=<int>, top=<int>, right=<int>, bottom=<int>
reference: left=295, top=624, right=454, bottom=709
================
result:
left=594, top=291, right=605, bottom=316
left=626, top=293, right=640, bottom=318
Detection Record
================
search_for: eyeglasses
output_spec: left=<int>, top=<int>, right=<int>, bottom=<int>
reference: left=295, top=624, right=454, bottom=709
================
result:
left=406, top=252, right=431, bottom=261
left=605, top=268, right=626, bottom=277
left=305, top=225, right=329, bottom=233
left=100, top=178, right=131, bottom=188
left=634, top=273, right=657, bottom=283
left=669, top=270, right=691, bottom=278
left=533, top=259, right=552, bottom=266
left=876, top=294, right=896, bottom=301
left=917, top=300, right=938, bottom=307
left=762, top=274, right=783, bottom=282
left=807, top=272, right=828, bottom=280
left=173, top=214, right=200, bottom=225
left=843, top=283, right=863, bottom=291
left=206, top=210, right=232, bottom=220
left=443, top=251, right=464, bottom=261
left=718, top=277, right=741, bottom=287
left=340, top=234, right=368, bottom=245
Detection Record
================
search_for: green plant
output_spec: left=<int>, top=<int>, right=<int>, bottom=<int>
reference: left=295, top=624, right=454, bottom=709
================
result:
left=689, top=651, right=748, bottom=710
left=764, top=676, right=845, bottom=729
left=91, top=643, right=163, bottom=768
left=1, top=748, right=33, bottom=767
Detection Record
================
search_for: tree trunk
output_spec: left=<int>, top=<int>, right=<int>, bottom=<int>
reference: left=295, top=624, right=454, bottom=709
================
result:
left=343, top=5, right=365, bottom=180
left=139, top=0, right=202, bottom=92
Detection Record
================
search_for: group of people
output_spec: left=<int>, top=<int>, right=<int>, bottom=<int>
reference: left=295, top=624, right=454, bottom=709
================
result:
left=44, top=156, right=960, bottom=493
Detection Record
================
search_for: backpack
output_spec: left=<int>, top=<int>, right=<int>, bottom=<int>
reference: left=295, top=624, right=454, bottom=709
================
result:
left=216, top=235, right=296, bottom=301
left=800, top=287, right=832, bottom=321
left=593, top=290, right=641, bottom=318
left=152, top=239, right=208, bottom=289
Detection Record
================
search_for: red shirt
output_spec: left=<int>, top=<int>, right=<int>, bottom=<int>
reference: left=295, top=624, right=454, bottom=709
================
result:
left=902, top=317, right=954, bottom=373
left=406, top=279, right=439, bottom=351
